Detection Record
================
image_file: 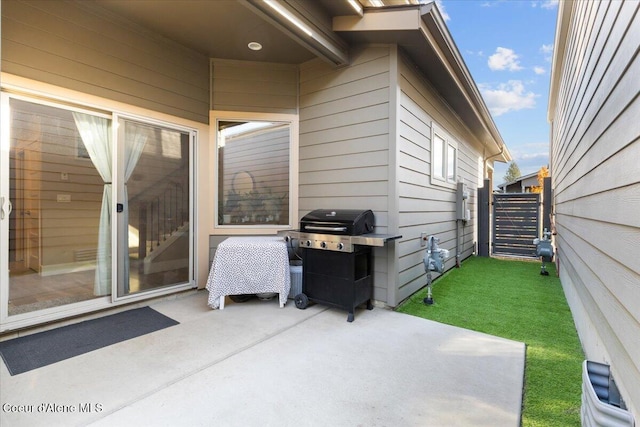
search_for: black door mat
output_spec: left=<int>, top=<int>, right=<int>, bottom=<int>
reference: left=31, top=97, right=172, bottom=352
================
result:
left=0, top=306, right=179, bottom=375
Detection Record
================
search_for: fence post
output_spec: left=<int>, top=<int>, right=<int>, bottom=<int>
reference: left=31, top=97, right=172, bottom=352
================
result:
left=477, top=179, right=490, bottom=257
left=543, top=176, right=552, bottom=233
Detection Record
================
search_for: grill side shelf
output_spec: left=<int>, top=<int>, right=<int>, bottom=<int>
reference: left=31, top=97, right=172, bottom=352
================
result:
left=350, top=234, right=402, bottom=247
left=278, top=231, right=401, bottom=252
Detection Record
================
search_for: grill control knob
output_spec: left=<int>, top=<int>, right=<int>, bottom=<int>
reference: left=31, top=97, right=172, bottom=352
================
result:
left=305, top=240, right=312, bottom=247
left=320, top=241, right=327, bottom=249
left=337, top=243, right=344, bottom=250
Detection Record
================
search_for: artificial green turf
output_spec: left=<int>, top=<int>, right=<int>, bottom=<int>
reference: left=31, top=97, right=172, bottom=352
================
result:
left=396, top=256, right=584, bottom=426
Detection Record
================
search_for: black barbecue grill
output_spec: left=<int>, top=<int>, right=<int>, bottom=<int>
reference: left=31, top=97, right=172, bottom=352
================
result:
left=282, top=209, right=401, bottom=322
left=300, top=209, right=374, bottom=236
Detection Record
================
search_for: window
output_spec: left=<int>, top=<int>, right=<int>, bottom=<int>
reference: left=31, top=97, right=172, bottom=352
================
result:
left=433, top=134, right=445, bottom=179
left=213, top=111, right=298, bottom=232
left=447, top=143, right=456, bottom=182
left=431, top=123, right=458, bottom=186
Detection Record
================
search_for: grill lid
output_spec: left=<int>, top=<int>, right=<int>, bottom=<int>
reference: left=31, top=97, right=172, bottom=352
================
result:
left=300, top=209, right=375, bottom=235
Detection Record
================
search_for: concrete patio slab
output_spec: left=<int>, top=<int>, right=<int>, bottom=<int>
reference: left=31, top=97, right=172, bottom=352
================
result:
left=0, top=291, right=525, bottom=426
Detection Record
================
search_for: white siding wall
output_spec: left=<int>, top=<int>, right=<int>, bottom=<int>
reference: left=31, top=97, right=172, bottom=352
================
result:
left=549, top=0, right=640, bottom=417
left=396, top=53, right=482, bottom=303
left=299, top=46, right=393, bottom=303
left=1, top=0, right=209, bottom=123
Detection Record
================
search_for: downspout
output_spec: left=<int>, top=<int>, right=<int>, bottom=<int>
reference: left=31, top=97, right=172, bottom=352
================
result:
left=479, top=144, right=505, bottom=262
left=483, top=144, right=506, bottom=180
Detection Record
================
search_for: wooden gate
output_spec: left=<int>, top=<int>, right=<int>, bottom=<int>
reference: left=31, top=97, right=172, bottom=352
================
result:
left=492, top=193, right=540, bottom=258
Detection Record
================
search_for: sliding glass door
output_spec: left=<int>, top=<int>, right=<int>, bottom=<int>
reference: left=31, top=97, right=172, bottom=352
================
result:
left=0, top=94, right=194, bottom=325
left=2, top=99, right=111, bottom=316
left=115, top=118, right=192, bottom=298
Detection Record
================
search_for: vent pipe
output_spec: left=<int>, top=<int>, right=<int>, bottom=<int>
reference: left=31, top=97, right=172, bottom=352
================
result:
left=582, top=361, right=634, bottom=427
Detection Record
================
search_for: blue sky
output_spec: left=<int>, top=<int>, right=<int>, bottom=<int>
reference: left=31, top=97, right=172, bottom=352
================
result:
left=435, top=0, right=559, bottom=185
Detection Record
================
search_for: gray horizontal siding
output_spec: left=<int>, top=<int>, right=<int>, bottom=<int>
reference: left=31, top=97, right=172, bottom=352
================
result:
left=211, top=59, right=298, bottom=114
left=1, top=0, right=209, bottom=123
left=299, top=46, right=392, bottom=302
left=396, top=53, right=480, bottom=303
left=299, top=46, right=391, bottom=214
left=549, top=0, right=640, bottom=416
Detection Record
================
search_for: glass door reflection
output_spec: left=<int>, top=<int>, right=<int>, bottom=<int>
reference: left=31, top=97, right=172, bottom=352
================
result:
left=7, top=98, right=110, bottom=315
left=118, top=119, right=191, bottom=297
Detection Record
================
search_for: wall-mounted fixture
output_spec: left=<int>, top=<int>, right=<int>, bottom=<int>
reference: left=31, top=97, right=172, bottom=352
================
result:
left=423, top=235, right=450, bottom=305
left=533, top=229, right=554, bottom=276
left=456, top=181, right=469, bottom=222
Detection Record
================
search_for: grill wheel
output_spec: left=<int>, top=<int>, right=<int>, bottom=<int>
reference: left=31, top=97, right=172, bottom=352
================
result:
left=294, top=293, right=309, bottom=309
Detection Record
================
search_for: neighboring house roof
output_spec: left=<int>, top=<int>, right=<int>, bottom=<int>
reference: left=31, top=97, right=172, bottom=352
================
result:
left=497, top=171, right=540, bottom=192
left=92, top=0, right=510, bottom=164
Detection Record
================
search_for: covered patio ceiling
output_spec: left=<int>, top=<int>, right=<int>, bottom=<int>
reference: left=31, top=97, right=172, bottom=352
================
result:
left=90, top=0, right=419, bottom=64
left=89, top=0, right=509, bottom=161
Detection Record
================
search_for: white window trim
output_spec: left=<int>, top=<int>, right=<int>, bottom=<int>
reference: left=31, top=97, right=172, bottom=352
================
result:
left=431, top=123, right=458, bottom=188
left=210, top=110, right=299, bottom=235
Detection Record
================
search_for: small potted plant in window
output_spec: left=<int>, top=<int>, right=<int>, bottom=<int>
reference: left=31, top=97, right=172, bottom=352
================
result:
left=223, top=190, right=241, bottom=224
left=264, top=190, right=287, bottom=223
left=243, top=190, right=266, bottom=223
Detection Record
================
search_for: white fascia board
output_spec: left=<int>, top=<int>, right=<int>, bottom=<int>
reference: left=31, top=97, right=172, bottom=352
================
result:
left=548, top=0, right=574, bottom=122
left=333, top=8, right=422, bottom=32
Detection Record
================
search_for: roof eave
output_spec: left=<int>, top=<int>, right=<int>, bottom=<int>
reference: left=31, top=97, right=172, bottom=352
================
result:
left=547, top=0, right=573, bottom=122
left=420, top=4, right=511, bottom=163
left=334, top=3, right=511, bottom=163
left=243, top=0, right=351, bottom=66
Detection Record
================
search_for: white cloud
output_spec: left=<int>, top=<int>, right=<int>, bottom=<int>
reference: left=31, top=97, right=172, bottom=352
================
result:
left=501, top=142, right=550, bottom=179
left=479, top=80, right=537, bottom=116
left=540, top=0, right=559, bottom=9
left=540, top=44, right=554, bottom=54
left=520, top=152, right=549, bottom=161
left=488, top=47, right=523, bottom=71
left=533, top=66, right=545, bottom=75
left=519, top=142, right=550, bottom=153
left=435, top=0, right=450, bottom=21
left=530, top=0, right=558, bottom=8
left=465, top=50, right=485, bottom=57
left=540, top=43, right=554, bottom=62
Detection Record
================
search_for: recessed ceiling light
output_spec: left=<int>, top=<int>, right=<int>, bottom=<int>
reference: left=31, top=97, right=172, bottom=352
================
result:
left=248, top=41, right=262, bottom=51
